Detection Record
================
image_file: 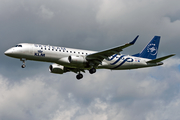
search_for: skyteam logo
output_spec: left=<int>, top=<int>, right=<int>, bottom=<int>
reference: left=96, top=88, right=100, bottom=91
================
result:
left=38, top=50, right=43, bottom=53
left=34, top=50, right=45, bottom=57
left=147, top=44, right=157, bottom=55
left=107, top=55, right=134, bottom=69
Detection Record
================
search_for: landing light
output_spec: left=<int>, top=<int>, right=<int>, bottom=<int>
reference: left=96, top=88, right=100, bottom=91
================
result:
left=157, top=62, right=163, bottom=65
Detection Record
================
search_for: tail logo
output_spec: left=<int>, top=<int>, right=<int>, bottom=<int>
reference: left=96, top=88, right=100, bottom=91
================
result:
left=147, top=44, right=157, bottom=55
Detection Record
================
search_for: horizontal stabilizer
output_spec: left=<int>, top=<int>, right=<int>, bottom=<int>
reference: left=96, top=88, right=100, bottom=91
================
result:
left=147, top=54, right=175, bottom=63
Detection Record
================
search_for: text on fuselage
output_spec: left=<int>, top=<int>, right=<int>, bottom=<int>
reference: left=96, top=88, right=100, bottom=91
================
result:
left=34, top=44, right=66, bottom=50
left=34, top=50, right=45, bottom=57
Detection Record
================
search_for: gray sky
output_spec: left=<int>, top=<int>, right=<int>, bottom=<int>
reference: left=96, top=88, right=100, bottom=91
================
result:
left=1, top=0, right=180, bottom=120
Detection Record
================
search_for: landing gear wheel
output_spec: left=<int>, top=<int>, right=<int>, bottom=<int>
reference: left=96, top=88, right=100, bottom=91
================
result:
left=76, top=73, right=83, bottom=80
left=89, top=68, right=96, bottom=74
left=21, top=64, right=26, bottom=68
left=20, top=58, right=26, bottom=68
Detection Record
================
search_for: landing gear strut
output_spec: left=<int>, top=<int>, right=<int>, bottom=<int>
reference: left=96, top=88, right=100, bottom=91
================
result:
left=20, top=58, right=26, bottom=68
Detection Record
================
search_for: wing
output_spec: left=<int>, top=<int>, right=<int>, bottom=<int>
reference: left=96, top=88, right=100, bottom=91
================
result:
left=86, top=35, right=139, bottom=64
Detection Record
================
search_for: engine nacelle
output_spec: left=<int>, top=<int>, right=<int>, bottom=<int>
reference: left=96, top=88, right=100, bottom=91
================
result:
left=49, top=64, right=66, bottom=74
left=68, top=56, right=87, bottom=65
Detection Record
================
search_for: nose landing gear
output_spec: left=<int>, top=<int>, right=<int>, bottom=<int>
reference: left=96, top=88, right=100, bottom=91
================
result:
left=21, top=64, right=26, bottom=68
left=20, top=58, right=26, bottom=68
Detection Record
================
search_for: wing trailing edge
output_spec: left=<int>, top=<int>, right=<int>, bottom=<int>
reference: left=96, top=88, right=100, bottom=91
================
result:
left=86, top=35, right=139, bottom=61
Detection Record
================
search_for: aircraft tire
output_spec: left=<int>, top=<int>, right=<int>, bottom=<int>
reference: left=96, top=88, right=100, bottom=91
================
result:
left=21, top=64, right=26, bottom=68
left=89, top=68, right=96, bottom=74
left=76, top=74, right=83, bottom=80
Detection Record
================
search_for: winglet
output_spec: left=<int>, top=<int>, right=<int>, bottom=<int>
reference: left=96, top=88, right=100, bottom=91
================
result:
left=129, top=35, right=139, bottom=45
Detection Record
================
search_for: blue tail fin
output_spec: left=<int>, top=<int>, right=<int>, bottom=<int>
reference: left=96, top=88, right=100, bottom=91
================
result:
left=133, top=36, right=160, bottom=59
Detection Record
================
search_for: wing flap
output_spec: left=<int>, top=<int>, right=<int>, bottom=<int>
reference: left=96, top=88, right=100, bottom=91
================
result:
left=146, top=54, right=175, bottom=63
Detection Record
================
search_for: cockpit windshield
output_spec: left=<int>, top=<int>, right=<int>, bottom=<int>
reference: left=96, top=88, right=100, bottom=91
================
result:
left=15, top=45, right=22, bottom=47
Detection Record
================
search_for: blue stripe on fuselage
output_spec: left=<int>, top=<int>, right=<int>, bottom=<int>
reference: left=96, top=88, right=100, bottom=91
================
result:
left=112, top=58, right=128, bottom=69
left=111, top=55, right=125, bottom=65
left=107, top=54, right=117, bottom=61
left=112, top=57, right=133, bottom=69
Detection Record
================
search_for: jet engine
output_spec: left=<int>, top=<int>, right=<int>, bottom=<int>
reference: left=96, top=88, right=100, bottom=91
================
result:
left=49, top=64, right=67, bottom=74
left=68, top=56, right=87, bottom=65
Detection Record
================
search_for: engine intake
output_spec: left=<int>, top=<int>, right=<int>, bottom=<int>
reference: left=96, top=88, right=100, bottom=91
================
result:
left=68, top=56, right=87, bottom=65
left=49, top=64, right=66, bottom=74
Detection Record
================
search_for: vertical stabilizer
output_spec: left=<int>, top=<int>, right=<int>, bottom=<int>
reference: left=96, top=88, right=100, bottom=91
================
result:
left=133, top=36, right=160, bottom=59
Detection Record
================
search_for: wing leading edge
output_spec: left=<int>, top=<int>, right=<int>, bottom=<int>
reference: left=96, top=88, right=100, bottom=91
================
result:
left=86, top=35, right=139, bottom=62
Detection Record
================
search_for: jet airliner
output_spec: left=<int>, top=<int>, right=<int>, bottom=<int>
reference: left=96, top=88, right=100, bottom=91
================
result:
left=4, top=36, right=175, bottom=80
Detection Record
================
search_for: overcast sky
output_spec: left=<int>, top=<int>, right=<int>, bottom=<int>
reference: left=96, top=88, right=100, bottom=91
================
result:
left=1, top=0, right=180, bottom=120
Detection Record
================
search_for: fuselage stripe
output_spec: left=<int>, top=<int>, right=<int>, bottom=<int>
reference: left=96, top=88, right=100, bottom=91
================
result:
left=107, top=54, right=117, bottom=61
left=112, top=58, right=128, bottom=69
left=110, top=55, right=125, bottom=65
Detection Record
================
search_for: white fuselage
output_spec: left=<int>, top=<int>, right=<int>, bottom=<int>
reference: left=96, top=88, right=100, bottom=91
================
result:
left=4, top=43, right=160, bottom=70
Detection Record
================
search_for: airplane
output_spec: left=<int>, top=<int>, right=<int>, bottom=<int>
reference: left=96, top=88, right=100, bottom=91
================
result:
left=4, top=35, right=175, bottom=80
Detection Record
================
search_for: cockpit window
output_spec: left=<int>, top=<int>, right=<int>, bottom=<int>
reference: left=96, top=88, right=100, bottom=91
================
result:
left=15, top=45, right=22, bottom=47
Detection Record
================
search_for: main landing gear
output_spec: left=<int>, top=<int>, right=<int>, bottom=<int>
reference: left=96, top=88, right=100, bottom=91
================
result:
left=89, top=68, right=96, bottom=74
left=76, top=68, right=96, bottom=80
left=20, top=58, right=26, bottom=68
left=76, top=73, right=83, bottom=80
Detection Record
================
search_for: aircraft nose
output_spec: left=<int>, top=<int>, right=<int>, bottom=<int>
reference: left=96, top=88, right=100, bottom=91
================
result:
left=4, top=49, right=13, bottom=56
